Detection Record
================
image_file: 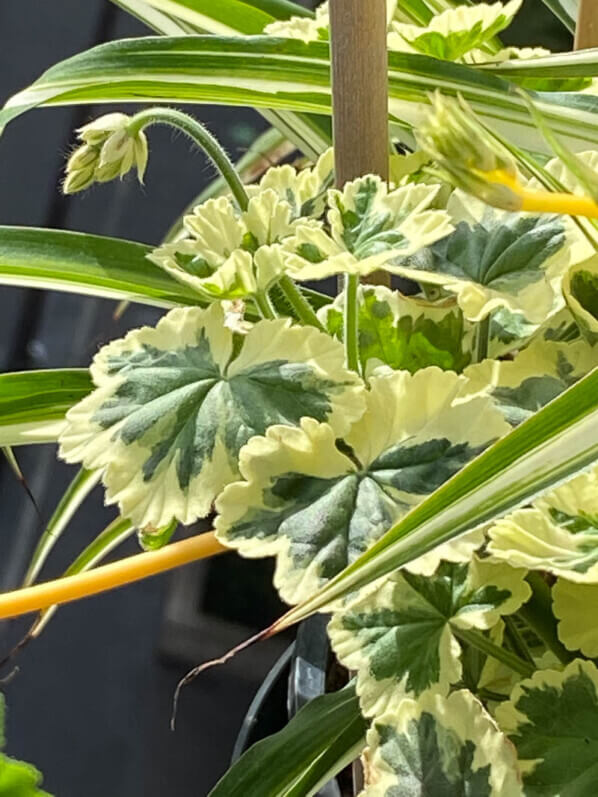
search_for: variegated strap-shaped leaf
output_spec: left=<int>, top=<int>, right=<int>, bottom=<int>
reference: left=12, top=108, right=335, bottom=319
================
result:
left=59, top=304, right=365, bottom=529
left=488, top=467, right=598, bottom=582
left=563, top=255, right=598, bottom=346
left=148, top=149, right=333, bottom=301
left=361, top=691, right=522, bottom=796
left=328, top=558, right=530, bottom=716
left=461, top=338, right=598, bottom=426
left=392, top=190, right=574, bottom=323
left=496, top=659, right=598, bottom=796
left=388, top=0, right=522, bottom=61
left=216, top=368, right=508, bottom=604
left=319, top=285, right=472, bottom=374
left=283, top=178, right=453, bottom=280
left=552, top=579, right=598, bottom=657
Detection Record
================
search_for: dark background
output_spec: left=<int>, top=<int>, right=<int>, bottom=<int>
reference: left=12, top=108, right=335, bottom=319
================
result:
left=0, top=2, right=570, bottom=795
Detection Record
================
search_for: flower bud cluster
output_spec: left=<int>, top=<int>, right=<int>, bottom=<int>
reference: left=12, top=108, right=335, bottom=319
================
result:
left=63, top=113, right=148, bottom=194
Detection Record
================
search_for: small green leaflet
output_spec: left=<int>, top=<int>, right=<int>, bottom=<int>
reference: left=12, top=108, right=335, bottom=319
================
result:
left=388, top=0, right=522, bottom=61
left=59, top=304, right=364, bottom=528
left=216, top=369, right=508, bottom=604
left=392, top=191, right=568, bottom=322
left=209, top=684, right=365, bottom=797
left=0, top=695, right=52, bottom=796
left=321, top=286, right=471, bottom=374
left=328, top=558, right=529, bottom=716
left=363, top=691, right=521, bottom=796
left=564, top=256, right=598, bottom=346
left=489, top=467, right=598, bottom=582
left=496, top=659, right=598, bottom=796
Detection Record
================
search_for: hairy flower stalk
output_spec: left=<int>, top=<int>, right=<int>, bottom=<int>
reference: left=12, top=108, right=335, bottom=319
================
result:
left=0, top=532, right=226, bottom=620
left=418, top=92, right=598, bottom=219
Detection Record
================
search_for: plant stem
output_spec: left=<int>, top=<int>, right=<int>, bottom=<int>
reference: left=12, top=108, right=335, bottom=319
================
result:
left=519, top=572, right=574, bottom=665
left=451, top=625, right=536, bottom=678
left=343, top=273, right=360, bottom=372
left=486, top=168, right=598, bottom=220
left=0, top=531, right=226, bottom=621
left=127, top=108, right=249, bottom=212
left=503, top=615, right=535, bottom=666
left=474, top=314, right=490, bottom=363
left=254, top=290, right=278, bottom=320
left=277, top=275, right=325, bottom=330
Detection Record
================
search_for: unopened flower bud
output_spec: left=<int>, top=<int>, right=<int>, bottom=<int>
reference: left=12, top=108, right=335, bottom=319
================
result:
left=417, top=92, right=522, bottom=212
left=63, top=112, right=149, bottom=194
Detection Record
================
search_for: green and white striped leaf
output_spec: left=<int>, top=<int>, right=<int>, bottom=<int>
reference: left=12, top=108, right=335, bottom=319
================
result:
left=496, top=659, right=598, bottom=796
left=209, top=684, right=366, bottom=797
left=59, top=304, right=365, bottom=528
left=552, top=579, right=598, bottom=657
left=0, top=369, right=92, bottom=446
left=0, top=226, right=206, bottom=309
left=283, top=179, right=452, bottom=279
left=392, top=191, right=574, bottom=323
left=488, top=467, right=598, bottom=582
left=461, top=338, right=598, bottom=426
left=362, top=691, right=521, bottom=796
left=23, top=467, right=101, bottom=586
left=328, top=559, right=529, bottom=716
left=275, top=367, right=598, bottom=631
left=216, top=369, right=508, bottom=604
left=5, top=37, right=598, bottom=156
left=320, top=286, right=472, bottom=374
left=564, top=255, right=598, bottom=345
left=539, top=0, right=577, bottom=32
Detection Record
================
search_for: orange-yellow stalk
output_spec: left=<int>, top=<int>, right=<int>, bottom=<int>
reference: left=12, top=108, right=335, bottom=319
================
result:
left=0, top=531, right=226, bottom=621
left=483, top=169, right=598, bottom=219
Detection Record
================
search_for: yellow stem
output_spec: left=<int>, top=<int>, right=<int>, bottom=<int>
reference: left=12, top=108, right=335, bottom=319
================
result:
left=0, top=532, right=226, bottom=621
left=484, top=168, right=598, bottom=219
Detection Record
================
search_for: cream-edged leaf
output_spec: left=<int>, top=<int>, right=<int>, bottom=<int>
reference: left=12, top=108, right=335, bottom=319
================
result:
left=361, top=691, right=522, bottom=796
left=461, top=338, right=598, bottom=426
left=283, top=178, right=453, bottom=280
left=328, top=558, right=530, bottom=716
left=552, top=579, right=598, bottom=657
left=489, top=467, right=598, bottom=582
left=388, top=0, right=522, bottom=61
left=216, top=369, right=509, bottom=605
left=392, top=190, right=573, bottom=322
left=496, top=659, right=598, bottom=796
left=319, top=285, right=472, bottom=374
left=148, top=151, right=333, bottom=301
left=563, top=255, right=598, bottom=346
left=59, top=304, right=365, bottom=528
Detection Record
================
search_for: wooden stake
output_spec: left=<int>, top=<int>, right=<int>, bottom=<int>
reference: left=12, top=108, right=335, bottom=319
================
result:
left=575, top=0, right=598, bottom=50
left=329, top=0, right=390, bottom=285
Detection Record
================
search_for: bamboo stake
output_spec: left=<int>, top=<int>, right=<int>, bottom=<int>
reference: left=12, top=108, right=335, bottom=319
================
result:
left=575, top=0, right=598, bottom=50
left=329, top=0, right=390, bottom=288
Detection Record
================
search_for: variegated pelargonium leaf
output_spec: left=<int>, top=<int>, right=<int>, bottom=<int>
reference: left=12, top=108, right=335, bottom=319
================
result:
left=59, top=304, right=365, bottom=529
left=264, top=0, right=397, bottom=42
left=392, top=190, right=574, bottom=323
left=563, top=255, right=598, bottom=346
left=461, top=338, right=598, bottom=426
left=361, top=691, right=522, bottom=796
left=319, top=285, right=472, bottom=374
left=148, top=149, right=334, bottom=302
left=388, top=0, right=522, bottom=61
left=496, top=659, right=598, bottom=796
left=552, top=579, right=598, bottom=657
left=216, top=368, right=509, bottom=604
left=283, top=178, right=453, bottom=281
left=328, top=558, right=530, bottom=716
left=488, top=467, right=598, bottom=583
